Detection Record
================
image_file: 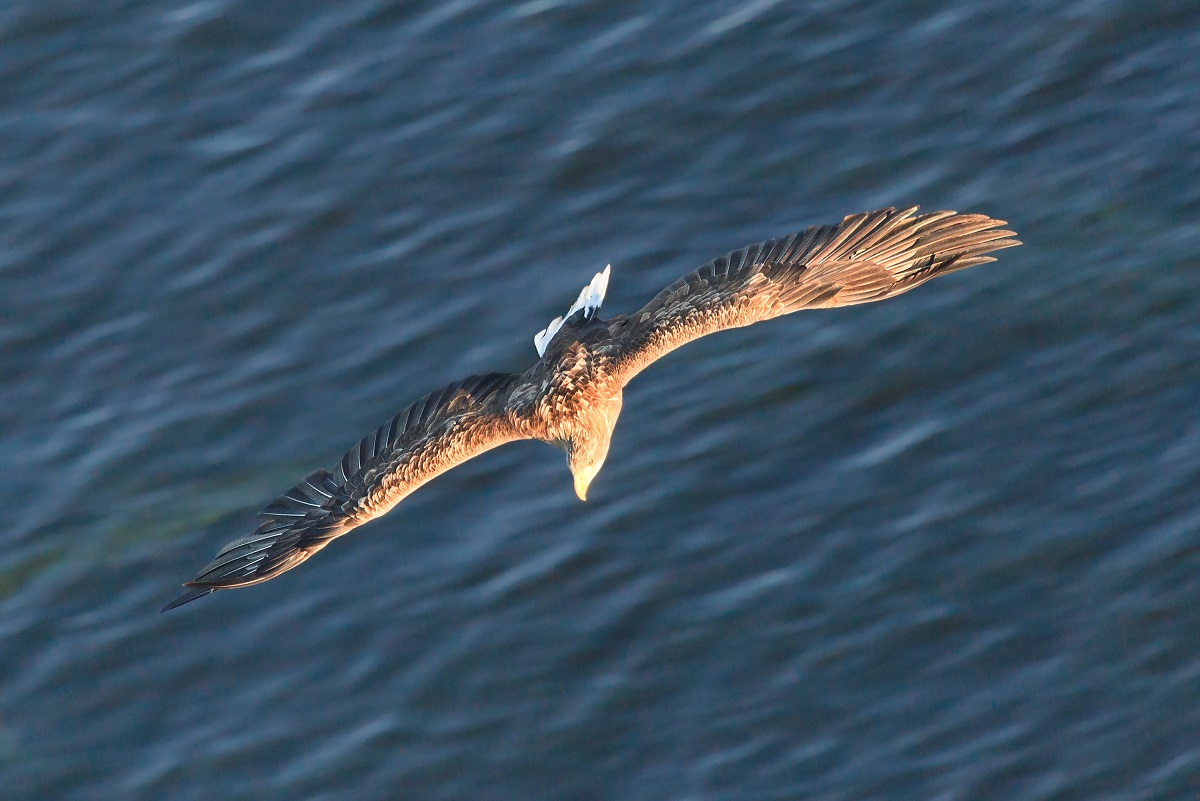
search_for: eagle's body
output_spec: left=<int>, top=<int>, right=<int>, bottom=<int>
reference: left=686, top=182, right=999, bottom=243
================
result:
left=163, top=206, right=1019, bottom=611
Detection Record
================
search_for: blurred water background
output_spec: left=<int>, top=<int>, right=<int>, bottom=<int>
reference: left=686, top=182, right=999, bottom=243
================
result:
left=1, top=0, right=1198, bottom=798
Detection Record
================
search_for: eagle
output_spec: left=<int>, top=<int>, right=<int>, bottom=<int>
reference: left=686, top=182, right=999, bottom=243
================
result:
left=163, top=206, right=1019, bottom=611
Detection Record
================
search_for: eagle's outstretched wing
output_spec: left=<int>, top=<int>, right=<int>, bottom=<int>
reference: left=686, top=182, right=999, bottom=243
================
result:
left=606, top=206, right=1020, bottom=384
left=163, top=372, right=527, bottom=611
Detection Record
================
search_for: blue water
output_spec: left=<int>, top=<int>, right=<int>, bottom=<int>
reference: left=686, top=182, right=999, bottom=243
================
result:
left=2, top=0, right=1198, bottom=798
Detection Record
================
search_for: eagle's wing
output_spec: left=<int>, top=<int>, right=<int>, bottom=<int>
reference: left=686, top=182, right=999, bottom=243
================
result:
left=163, top=372, right=528, bottom=611
left=607, top=206, right=1019, bottom=384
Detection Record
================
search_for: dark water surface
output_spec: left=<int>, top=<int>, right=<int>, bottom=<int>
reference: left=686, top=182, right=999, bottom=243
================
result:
left=2, top=0, right=1198, bottom=798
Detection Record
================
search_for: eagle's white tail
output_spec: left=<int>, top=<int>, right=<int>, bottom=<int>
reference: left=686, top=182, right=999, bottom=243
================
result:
left=534, top=265, right=611, bottom=356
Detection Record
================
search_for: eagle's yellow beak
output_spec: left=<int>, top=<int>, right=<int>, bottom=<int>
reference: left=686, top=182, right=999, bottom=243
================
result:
left=570, top=453, right=605, bottom=502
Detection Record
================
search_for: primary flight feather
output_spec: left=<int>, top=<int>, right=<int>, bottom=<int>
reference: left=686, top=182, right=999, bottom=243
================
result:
left=163, top=206, right=1019, bottom=611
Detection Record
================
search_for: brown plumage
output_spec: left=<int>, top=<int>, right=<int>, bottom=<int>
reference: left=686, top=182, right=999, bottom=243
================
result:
left=162, top=206, right=1019, bottom=611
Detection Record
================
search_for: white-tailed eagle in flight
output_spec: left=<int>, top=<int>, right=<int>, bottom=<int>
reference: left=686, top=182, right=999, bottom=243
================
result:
left=163, top=206, right=1019, bottom=611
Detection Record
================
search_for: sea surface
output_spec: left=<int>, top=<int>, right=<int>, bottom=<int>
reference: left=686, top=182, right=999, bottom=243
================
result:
left=2, top=1, right=1198, bottom=799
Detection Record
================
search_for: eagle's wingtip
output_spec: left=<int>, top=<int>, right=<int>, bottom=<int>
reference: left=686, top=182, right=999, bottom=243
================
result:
left=160, top=585, right=216, bottom=613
